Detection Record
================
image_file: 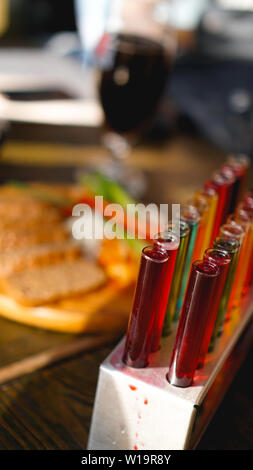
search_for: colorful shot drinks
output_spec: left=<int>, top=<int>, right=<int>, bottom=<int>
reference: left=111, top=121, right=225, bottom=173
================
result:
left=122, top=151, right=251, bottom=373
left=198, top=248, right=231, bottom=368
left=167, top=260, right=219, bottom=387
left=122, top=246, right=169, bottom=368
left=151, top=232, right=179, bottom=352
left=162, top=221, right=190, bottom=336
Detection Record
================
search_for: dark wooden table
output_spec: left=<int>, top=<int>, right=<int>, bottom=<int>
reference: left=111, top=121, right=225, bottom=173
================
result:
left=0, top=129, right=252, bottom=450
left=0, top=341, right=252, bottom=450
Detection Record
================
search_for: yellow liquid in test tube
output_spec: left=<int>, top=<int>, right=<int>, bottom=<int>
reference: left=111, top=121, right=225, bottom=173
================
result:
left=192, top=189, right=218, bottom=259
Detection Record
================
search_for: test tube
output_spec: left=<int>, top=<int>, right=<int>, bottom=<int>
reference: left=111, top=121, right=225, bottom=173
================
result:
left=221, top=162, right=247, bottom=213
left=122, top=246, right=169, bottom=368
left=205, top=171, right=235, bottom=243
left=243, top=191, right=253, bottom=210
left=209, top=237, right=240, bottom=350
left=219, top=222, right=246, bottom=314
left=198, top=248, right=231, bottom=368
left=226, top=212, right=250, bottom=306
left=167, top=260, right=219, bottom=388
left=151, top=232, right=179, bottom=352
left=237, top=204, right=253, bottom=291
left=174, top=204, right=201, bottom=321
left=189, top=196, right=209, bottom=263
left=194, top=188, right=218, bottom=257
left=227, top=154, right=250, bottom=203
left=162, top=221, right=190, bottom=336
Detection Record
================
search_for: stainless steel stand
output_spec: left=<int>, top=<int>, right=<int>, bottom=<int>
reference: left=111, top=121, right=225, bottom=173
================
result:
left=88, top=293, right=253, bottom=450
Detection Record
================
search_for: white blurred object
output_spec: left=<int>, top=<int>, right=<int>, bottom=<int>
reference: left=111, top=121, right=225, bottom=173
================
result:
left=167, top=0, right=209, bottom=30
left=75, top=0, right=177, bottom=65
left=0, top=48, right=103, bottom=126
left=0, top=93, right=103, bottom=127
left=46, top=32, right=81, bottom=57
left=216, top=0, right=253, bottom=10
left=75, top=0, right=124, bottom=64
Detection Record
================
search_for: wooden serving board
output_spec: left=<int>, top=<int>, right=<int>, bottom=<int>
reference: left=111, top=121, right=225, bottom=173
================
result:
left=0, top=176, right=135, bottom=385
left=0, top=282, right=133, bottom=334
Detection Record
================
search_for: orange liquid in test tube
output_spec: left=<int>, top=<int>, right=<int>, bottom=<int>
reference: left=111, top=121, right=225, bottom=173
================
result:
left=226, top=212, right=251, bottom=306
left=244, top=224, right=253, bottom=289
left=241, top=202, right=253, bottom=290
left=194, top=189, right=218, bottom=258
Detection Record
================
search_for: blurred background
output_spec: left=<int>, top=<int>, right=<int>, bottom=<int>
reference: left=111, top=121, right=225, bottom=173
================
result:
left=0, top=0, right=253, bottom=201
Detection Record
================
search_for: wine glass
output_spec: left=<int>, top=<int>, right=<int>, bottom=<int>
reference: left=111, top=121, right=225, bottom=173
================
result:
left=75, top=0, right=177, bottom=197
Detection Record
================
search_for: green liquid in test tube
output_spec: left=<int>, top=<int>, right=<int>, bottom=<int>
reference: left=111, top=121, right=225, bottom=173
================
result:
left=173, top=204, right=200, bottom=322
left=209, top=236, right=240, bottom=351
left=162, top=221, right=190, bottom=336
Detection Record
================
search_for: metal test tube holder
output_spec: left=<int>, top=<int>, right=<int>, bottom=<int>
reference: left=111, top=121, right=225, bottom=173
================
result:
left=88, top=294, right=253, bottom=450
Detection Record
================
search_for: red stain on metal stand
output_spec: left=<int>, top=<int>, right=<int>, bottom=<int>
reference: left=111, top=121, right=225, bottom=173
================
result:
left=129, top=385, right=137, bottom=391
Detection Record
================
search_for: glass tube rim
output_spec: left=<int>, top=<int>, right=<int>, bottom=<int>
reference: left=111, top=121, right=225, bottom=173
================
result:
left=192, top=259, right=220, bottom=277
left=165, top=220, right=190, bottom=239
left=213, top=236, right=240, bottom=254
left=153, top=231, right=180, bottom=251
left=236, top=206, right=252, bottom=223
left=227, top=153, right=250, bottom=169
left=212, top=171, right=235, bottom=186
left=142, top=245, right=169, bottom=264
left=180, top=203, right=201, bottom=224
left=227, top=213, right=250, bottom=230
left=204, top=248, right=232, bottom=265
left=219, top=222, right=245, bottom=240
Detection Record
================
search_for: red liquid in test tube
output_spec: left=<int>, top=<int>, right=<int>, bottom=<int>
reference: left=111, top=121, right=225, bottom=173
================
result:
left=221, top=164, right=246, bottom=213
left=243, top=191, right=253, bottom=210
left=122, top=246, right=169, bottom=368
left=227, top=154, right=250, bottom=202
left=167, top=260, right=219, bottom=387
left=205, top=172, right=235, bottom=243
left=198, top=249, right=231, bottom=368
left=151, top=232, right=179, bottom=352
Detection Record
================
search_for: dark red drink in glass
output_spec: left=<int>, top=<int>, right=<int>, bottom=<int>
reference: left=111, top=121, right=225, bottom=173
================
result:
left=99, top=33, right=172, bottom=134
left=122, top=246, right=169, bottom=368
left=167, top=260, right=219, bottom=387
